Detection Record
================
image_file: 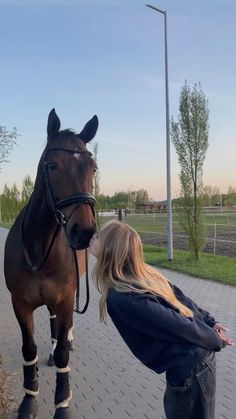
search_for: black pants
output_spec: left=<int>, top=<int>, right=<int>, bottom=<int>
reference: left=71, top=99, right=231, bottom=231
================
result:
left=164, top=351, right=216, bottom=419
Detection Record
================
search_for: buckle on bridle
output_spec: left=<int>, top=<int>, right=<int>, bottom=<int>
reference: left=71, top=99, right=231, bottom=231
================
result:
left=55, top=210, right=66, bottom=225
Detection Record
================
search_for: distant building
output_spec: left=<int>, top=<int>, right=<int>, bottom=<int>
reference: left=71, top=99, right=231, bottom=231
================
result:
left=136, top=201, right=167, bottom=212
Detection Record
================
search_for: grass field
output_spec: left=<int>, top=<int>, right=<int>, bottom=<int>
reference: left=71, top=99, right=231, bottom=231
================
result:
left=98, top=211, right=236, bottom=259
left=143, top=244, right=236, bottom=285
left=99, top=211, right=236, bottom=235
left=97, top=213, right=236, bottom=284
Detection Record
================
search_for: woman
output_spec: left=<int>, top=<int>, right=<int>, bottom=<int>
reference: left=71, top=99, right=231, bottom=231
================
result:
left=89, top=220, right=233, bottom=419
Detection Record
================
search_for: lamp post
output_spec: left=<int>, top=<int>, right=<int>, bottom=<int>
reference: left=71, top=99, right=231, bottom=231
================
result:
left=146, top=4, right=173, bottom=261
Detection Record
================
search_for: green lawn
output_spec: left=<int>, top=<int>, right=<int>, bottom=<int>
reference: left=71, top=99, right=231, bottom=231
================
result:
left=204, top=212, right=236, bottom=225
left=143, top=244, right=236, bottom=286
left=100, top=213, right=236, bottom=235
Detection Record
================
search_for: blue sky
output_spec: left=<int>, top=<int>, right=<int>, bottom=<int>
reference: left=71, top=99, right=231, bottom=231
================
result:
left=0, top=0, right=235, bottom=200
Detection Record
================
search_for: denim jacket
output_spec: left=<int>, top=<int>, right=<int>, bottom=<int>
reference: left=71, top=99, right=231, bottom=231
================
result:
left=107, top=284, right=222, bottom=381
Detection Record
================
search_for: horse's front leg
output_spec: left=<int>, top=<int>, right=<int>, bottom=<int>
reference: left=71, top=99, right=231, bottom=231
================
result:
left=67, top=318, right=75, bottom=351
left=47, top=311, right=58, bottom=366
left=47, top=311, right=74, bottom=366
left=12, top=297, right=39, bottom=419
left=53, top=301, right=73, bottom=419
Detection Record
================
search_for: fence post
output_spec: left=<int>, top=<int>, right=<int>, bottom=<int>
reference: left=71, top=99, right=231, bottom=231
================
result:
left=118, top=209, right=122, bottom=222
left=213, top=222, right=217, bottom=254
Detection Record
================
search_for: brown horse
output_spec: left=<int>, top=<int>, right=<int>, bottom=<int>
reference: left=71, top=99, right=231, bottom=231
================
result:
left=4, top=109, right=98, bottom=419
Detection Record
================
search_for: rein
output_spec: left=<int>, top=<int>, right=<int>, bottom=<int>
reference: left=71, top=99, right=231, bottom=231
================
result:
left=21, top=147, right=96, bottom=314
left=73, top=249, right=90, bottom=314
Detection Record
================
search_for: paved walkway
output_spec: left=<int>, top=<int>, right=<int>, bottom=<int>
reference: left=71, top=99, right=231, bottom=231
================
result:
left=0, top=227, right=236, bottom=419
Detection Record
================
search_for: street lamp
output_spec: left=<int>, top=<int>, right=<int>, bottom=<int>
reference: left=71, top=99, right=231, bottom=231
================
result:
left=146, top=4, right=173, bottom=261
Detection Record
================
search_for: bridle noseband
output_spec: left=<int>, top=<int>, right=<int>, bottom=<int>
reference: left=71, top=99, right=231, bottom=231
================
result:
left=21, top=146, right=96, bottom=314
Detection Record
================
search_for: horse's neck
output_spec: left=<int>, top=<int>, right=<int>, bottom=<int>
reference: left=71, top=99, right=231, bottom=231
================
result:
left=23, top=186, right=86, bottom=274
left=23, top=188, right=57, bottom=246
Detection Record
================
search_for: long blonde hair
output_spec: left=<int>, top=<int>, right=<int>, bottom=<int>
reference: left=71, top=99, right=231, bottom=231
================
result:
left=93, top=220, right=193, bottom=322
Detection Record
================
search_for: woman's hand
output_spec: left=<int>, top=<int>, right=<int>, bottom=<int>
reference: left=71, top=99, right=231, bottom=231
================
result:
left=214, top=323, right=234, bottom=347
left=214, top=323, right=228, bottom=333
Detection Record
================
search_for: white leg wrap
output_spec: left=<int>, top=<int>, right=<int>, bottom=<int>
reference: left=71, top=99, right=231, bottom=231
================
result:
left=67, top=326, right=74, bottom=342
left=50, top=315, right=57, bottom=319
left=23, top=355, right=38, bottom=366
left=23, top=387, right=40, bottom=396
left=55, top=391, right=72, bottom=409
left=56, top=366, right=70, bottom=373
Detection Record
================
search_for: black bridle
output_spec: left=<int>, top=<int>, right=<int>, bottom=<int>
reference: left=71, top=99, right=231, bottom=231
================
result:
left=21, top=147, right=96, bottom=314
left=43, top=147, right=96, bottom=225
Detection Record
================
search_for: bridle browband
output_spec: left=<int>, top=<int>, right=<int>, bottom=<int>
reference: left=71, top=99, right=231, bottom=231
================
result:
left=21, top=146, right=96, bottom=314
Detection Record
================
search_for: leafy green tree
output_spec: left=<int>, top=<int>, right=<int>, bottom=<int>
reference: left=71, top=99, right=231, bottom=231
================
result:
left=1, top=184, right=11, bottom=222
left=96, top=194, right=112, bottom=210
left=171, top=82, right=209, bottom=260
left=10, top=183, right=21, bottom=217
left=135, top=189, right=149, bottom=207
left=1, top=183, right=20, bottom=222
left=202, top=185, right=221, bottom=207
left=21, top=175, right=34, bottom=207
left=111, top=191, right=129, bottom=209
left=225, top=186, right=236, bottom=206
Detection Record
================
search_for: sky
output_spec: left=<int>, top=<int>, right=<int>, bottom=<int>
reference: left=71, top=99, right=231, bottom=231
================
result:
left=0, top=0, right=235, bottom=201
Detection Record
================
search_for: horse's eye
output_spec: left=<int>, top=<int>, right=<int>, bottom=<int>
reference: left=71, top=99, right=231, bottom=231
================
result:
left=93, top=168, right=97, bottom=174
left=47, top=162, right=58, bottom=171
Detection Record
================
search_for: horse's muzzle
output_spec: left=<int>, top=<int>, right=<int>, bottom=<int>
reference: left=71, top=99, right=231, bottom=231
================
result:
left=66, top=225, right=96, bottom=250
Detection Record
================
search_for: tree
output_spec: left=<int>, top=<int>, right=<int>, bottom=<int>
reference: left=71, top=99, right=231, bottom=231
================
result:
left=112, top=191, right=129, bottom=209
left=202, top=185, right=220, bottom=207
left=10, top=183, right=21, bottom=217
left=228, top=185, right=236, bottom=194
left=92, top=142, right=100, bottom=198
left=171, top=82, right=209, bottom=260
left=0, top=125, right=18, bottom=167
left=1, top=184, right=11, bottom=222
left=135, top=189, right=149, bottom=207
left=202, top=185, right=213, bottom=207
left=21, top=175, right=34, bottom=207
left=225, top=185, right=236, bottom=206
left=1, top=183, right=20, bottom=222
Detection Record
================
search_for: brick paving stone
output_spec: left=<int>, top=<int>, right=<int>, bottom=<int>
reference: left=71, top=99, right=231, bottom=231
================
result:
left=0, top=227, right=236, bottom=419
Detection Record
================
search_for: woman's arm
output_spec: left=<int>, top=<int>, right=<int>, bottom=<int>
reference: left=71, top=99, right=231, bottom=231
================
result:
left=108, top=291, right=223, bottom=351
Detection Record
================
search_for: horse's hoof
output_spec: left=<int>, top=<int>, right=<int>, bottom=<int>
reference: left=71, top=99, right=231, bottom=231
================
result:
left=53, top=407, right=72, bottom=419
left=17, top=395, right=38, bottom=418
left=47, top=353, right=55, bottom=366
left=67, top=340, right=75, bottom=351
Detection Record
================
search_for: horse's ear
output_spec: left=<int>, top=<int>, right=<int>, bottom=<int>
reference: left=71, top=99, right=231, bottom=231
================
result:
left=78, top=115, right=99, bottom=143
left=47, top=108, right=61, bottom=140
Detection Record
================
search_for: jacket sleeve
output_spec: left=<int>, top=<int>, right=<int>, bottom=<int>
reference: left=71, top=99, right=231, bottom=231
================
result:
left=171, top=284, right=217, bottom=327
left=109, top=292, right=222, bottom=352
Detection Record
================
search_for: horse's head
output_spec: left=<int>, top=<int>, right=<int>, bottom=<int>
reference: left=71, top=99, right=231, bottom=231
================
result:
left=41, top=109, right=98, bottom=250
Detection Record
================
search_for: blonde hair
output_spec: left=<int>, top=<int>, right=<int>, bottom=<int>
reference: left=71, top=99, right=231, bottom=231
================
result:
left=93, top=220, right=193, bottom=322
